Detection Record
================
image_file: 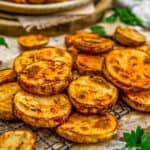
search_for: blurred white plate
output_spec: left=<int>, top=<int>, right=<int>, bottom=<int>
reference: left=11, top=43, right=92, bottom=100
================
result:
left=0, top=0, right=91, bottom=14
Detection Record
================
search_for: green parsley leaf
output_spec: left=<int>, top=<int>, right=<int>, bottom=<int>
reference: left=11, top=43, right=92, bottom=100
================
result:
left=123, top=126, right=144, bottom=148
left=90, top=25, right=106, bottom=36
left=136, top=126, right=144, bottom=144
left=102, top=14, right=117, bottom=23
left=0, top=37, right=8, bottom=48
left=102, top=7, right=143, bottom=26
left=124, top=132, right=137, bottom=148
left=140, top=133, right=150, bottom=150
left=114, top=7, right=143, bottom=26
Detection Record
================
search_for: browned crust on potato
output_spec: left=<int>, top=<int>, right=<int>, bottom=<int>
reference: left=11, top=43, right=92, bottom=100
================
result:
left=65, top=32, right=114, bottom=53
left=103, top=62, right=135, bottom=91
left=0, top=82, right=21, bottom=120
left=14, top=47, right=72, bottom=74
left=0, top=69, right=17, bottom=85
left=65, top=32, right=98, bottom=47
left=67, top=46, right=79, bottom=67
left=18, top=61, right=72, bottom=96
left=69, top=97, right=109, bottom=114
left=14, top=50, right=38, bottom=74
left=74, top=32, right=114, bottom=53
left=68, top=76, right=118, bottom=114
left=0, top=130, right=36, bottom=150
left=114, top=26, right=146, bottom=46
left=122, top=90, right=150, bottom=112
left=104, top=49, right=150, bottom=91
left=14, top=91, right=72, bottom=128
left=76, top=53, right=104, bottom=75
left=56, top=112, right=118, bottom=143
left=136, top=44, right=150, bottom=55
left=18, top=34, right=49, bottom=50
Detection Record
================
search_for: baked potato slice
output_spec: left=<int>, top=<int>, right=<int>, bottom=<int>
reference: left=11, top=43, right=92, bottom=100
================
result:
left=14, top=50, right=38, bottom=74
left=73, top=32, right=114, bottom=53
left=18, top=34, right=49, bottom=49
left=14, top=47, right=72, bottom=74
left=35, top=47, right=72, bottom=67
left=136, top=44, right=150, bottom=55
left=122, top=90, right=150, bottom=112
left=0, top=130, right=36, bottom=150
left=104, top=49, right=150, bottom=91
left=103, top=63, right=132, bottom=91
left=65, top=32, right=99, bottom=47
left=56, top=112, right=118, bottom=143
left=18, top=61, right=72, bottom=95
left=0, top=69, right=16, bottom=85
left=0, top=82, right=21, bottom=120
left=68, top=76, right=118, bottom=114
left=114, top=26, right=146, bottom=46
left=14, top=91, right=72, bottom=128
left=67, top=46, right=79, bottom=66
left=76, top=53, right=104, bottom=75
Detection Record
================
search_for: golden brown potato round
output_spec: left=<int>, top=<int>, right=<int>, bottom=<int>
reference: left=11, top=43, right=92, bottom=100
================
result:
left=0, top=69, right=16, bottom=85
left=35, top=47, right=72, bottom=67
left=65, top=32, right=97, bottom=47
left=136, top=44, right=150, bottom=55
left=14, top=91, right=72, bottom=128
left=67, top=46, right=79, bottom=66
left=18, top=34, right=49, bottom=49
left=122, top=90, right=150, bottom=112
left=18, top=61, right=72, bottom=96
left=65, top=32, right=114, bottom=53
left=76, top=53, right=104, bottom=75
left=0, top=130, right=36, bottom=150
left=104, top=49, right=150, bottom=91
left=56, top=112, right=118, bottom=143
left=73, top=32, right=114, bottom=53
left=114, top=26, right=146, bottom=46
left=14, top=47, right=72, bottom=74
left=68, top=76, right=118, bottom=114
left=14, top=50, right=38, bottom=74
left=65, top=34, right=75, bottom=47
left=0, top=82, right=21, bottom=120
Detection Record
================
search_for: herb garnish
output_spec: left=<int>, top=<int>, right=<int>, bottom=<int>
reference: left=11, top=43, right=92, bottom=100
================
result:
left=123, top=126, right=150, bottom=150
left=0, top=37, right=8, bottom=48
left=103, top=7, right=143, bottom=26
left=90, top=25, right=106, bottom=36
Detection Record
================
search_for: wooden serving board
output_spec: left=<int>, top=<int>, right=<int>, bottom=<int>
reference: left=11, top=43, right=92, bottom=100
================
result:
left=0, top=0, right=112, bottom=36
left=0, top=0, right=91, bottom=15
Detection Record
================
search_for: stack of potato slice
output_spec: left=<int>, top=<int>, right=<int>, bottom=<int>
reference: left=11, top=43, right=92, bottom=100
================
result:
left=0, top=69, right=36, bottom=149
left=0, top=33, right=119, bottom=147
left=13, top=47, right=73, bottom=129
left=62, top=31, right=119, bottom=143
left=63, top=26, right=150, bottom=142
left=1, top=26, right=150, bottom=147
left=0, top=69, right=19, bottom=120
left=112, top=26, right=150, bottom=112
